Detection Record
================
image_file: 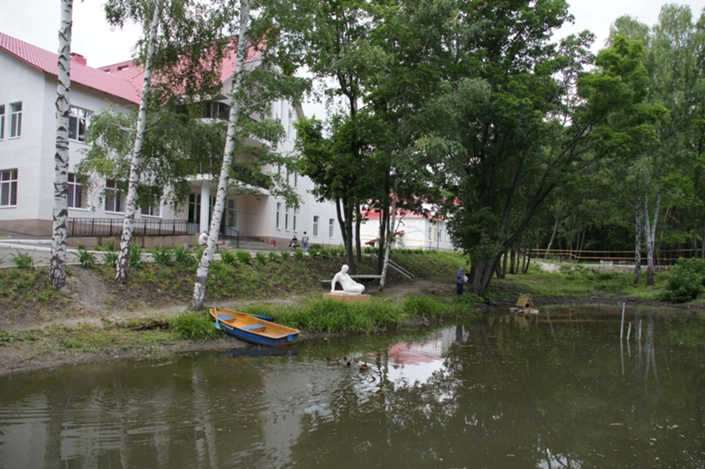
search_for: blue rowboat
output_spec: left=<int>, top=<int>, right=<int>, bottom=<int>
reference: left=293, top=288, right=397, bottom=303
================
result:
left=210, top=308, right=299, bottom=347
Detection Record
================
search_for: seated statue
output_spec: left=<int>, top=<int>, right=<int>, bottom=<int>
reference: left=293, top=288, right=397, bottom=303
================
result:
left=331, top=264, right=365, bottom=295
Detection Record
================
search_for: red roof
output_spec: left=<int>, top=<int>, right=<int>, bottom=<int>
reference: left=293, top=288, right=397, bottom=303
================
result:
left=0, top=32, right=141, bottom=104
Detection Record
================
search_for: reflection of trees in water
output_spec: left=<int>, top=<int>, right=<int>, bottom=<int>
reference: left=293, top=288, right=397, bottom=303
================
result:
left=632, top=311, right=661, bottom=398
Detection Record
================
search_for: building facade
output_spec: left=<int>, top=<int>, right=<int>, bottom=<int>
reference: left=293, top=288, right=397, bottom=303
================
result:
left=0, top=32, right=344, bottom=248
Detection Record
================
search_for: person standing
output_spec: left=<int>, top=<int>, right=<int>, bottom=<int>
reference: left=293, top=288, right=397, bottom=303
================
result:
left=456, top=267, right=466, bottom=295
left=302, top=231, right=310, bottom=253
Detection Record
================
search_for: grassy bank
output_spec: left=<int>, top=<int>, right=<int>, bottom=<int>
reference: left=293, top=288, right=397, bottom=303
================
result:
left=0, top=250, right=688, bottom=363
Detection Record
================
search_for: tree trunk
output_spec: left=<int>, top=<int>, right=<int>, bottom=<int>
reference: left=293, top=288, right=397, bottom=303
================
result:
left=634, top=198, right=642, bottom=285
left=116, top=0, right=163, bottom=284
left=376, top=204, right=389, bottom=274
left=545, top=218, right=559, bottom=260
left=355, top=201, right=362, bottom=262
left=379, top=180, right=398, bottom=291
left=522, top=246, right=532, bottom=274
left=643, top=192, right=662, bottom=286
left=509, top=247, right=516, bottom=274
left=468, top=258, right=496, bottom=297
left=191, top=0, right=251, bottom=310
left=49, top=0, right=73, bottom=289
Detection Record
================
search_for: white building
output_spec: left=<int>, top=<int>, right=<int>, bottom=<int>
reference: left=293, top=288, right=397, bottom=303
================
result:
left=0, top=32, right=343, bottom=249
left=361, top=206, right=454, bottom=251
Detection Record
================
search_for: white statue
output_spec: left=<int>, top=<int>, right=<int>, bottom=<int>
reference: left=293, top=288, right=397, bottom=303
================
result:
left=331, top=264, right=365, bottom=295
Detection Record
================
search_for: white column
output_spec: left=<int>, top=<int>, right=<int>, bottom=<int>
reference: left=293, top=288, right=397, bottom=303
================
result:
left=200, top=184, right=211, bottom=232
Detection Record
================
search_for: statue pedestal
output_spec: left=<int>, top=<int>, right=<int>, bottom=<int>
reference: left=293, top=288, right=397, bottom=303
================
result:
left=323, top=293, right=371, bottom=303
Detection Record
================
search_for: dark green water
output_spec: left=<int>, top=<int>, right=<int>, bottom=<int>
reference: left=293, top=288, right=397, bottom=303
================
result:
left=1, top=305, right=705, bottom=469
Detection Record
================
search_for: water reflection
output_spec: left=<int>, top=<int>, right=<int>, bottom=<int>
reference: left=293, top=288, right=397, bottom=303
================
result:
left=1, top=305, right=705, bottom=468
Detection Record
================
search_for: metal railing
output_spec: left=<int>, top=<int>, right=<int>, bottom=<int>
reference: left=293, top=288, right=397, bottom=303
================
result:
left=67, top=218, right=198, bottom=237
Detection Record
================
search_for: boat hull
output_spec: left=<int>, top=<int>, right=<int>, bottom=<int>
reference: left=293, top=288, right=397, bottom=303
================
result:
left=210, top=308, right=299, bottom=347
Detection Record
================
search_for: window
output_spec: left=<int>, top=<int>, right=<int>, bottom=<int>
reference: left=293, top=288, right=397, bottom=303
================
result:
left=104, top=179, right=126, bottom=213
left=68, top=107, right=92, bottom=142
left=276, top=202, right=281, bottom=229
left=140, top=199, right=161, bottom=217
left=285, top=205, right=289, bottom=230
left=188, top=193, right=201, bottom=223
left=293, top=208, right=297, bottom=232
left=313, top=216, right=319, bottom=237
left=328, top=218, right=334, bottom=238
left=0, top=105, right=4, bottom=140
left=67, top=173, right=85, bottom=208
left=10, top=102, right=21, bottom=138
left=0, top=169, right=18, bottom=206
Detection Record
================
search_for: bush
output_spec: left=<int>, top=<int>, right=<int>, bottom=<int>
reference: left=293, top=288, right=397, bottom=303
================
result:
left=662, top=258, right=705, bottom=303
left=268, top=251, right=279, bottom=262
left=173, top=245, right=196, bottom=267
left=11, top=251, right=34, bottom=269
left=129, top=245, right=145, bottom=270
left=220, top=250, right=237, bottom=266
left=77, top=248, right=97, bottom=269
left=102, top=251, right=118, bottom=268
left=255, top=252, right=267, bottom=265
left=236, top=250, right=252, bottom=265
left=151, top=247, right=173, bottom=266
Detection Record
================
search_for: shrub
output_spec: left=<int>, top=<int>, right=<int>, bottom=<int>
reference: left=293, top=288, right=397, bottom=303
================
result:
left=102, top=251, right=118, bottom=268
left=77, top=248, right=97, bottom=269
left=170, top=311, right=223, bottom=340
left=129, top=245, right=145, bottom=270
left=235, top=250, right=252, bottom=265
left=280, top=250, right=291, bottom=259
left=220, top=250, right=237, bottom=266
left=293, top=249, right=304, bottom=260
left=11, top=251, right=34, bottom=269
left=662, top=258, right=705, bottom=303
left=151, top=247, right=173, bottom=266
left=173, top=244, right=196, bottom=267
left=255, top=252, right=267, bottom=265
left=268, top=251, right=279, bottom=262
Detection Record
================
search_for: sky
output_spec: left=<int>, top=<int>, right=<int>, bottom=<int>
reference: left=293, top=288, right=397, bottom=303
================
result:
left=1, top=0, right=704, bottom=116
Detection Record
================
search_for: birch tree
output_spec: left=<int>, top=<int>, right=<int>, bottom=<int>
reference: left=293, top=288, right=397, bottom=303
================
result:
left=190, top=0, right=251, bottom=310
left=49, top=0, right=73, bottom=289
left=115, top=0, right=163, bottom=284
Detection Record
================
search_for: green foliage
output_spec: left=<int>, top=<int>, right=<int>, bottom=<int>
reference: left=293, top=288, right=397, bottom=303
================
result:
left=129, top=245, right=145, bottom=270
left=255, top=252, right=267, bottom=265
left=172, top=245, right=196, bottom=267
left=10, top=251, right=34, bottom=269
left=220, top=250, right=237, bottom=266
left=268, top=251, right=279, bottom=262
left=169, top=311, right=223, bottom=340
left=0, top=329, right=36, bottom=344
left=102, top=251, right=118, bottom=268
left=293, top=249, right=304, bottom=260
left=151, top=247, right=173, bottom=266
left=103, top=238, right=117, bottom=252
left=280, top=250, right=291, bottom=259
left=661, top=259, right=705, bottom=303
left=77, top=248, right=97, bottom=269
left=235, top=250, right=252, bottom=265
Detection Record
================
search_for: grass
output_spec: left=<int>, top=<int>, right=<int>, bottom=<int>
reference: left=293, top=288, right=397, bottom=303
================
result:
left=490, top=263, right=667, bottom=302
left=169, top=311, right=223, bottom=340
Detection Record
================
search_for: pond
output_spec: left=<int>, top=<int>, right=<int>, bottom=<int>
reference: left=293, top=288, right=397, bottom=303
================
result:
left=1, top=304, right=704, bottom=468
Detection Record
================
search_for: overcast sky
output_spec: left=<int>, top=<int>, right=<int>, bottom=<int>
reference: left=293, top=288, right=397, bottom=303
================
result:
left=1, top=0, right=703, bottom=116
left=2, top=0, right=703, bottom=67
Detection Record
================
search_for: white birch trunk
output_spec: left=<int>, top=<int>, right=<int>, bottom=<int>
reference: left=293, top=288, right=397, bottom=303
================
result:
left=643, top=192, right=661, bottom=286
left=634, top=197, right=642, bottom=285
left=191, top=0, right=251, bottom=310
left=115, top=0, right=163, bottom=284
left=50, top=0, right=73, bottom=289
left=379, top=180, right=398, bottom=291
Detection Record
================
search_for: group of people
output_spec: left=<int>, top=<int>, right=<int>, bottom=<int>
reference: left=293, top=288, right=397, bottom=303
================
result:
left=289, top=232, right=310, bottom=253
